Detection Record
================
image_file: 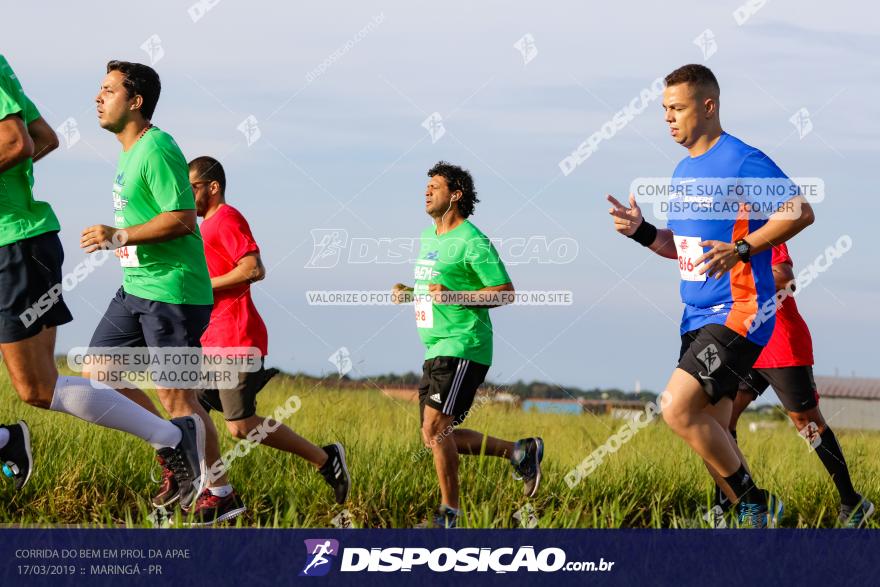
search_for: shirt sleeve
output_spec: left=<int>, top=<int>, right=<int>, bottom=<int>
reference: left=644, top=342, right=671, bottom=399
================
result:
left=0, top=84, right=23, bottom=121
left=738, top=151, right=798, bottom=214
left=219, top=209, right=260, bottom=264
left=143, top=137, right=196, bottom=212
left=771, top=243, right=793, bottom=267
left=22, top=94, right=40, bottom=124
left=467, top=234, right=511, bottom=287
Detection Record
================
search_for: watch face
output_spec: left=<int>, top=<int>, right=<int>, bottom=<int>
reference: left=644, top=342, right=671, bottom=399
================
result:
left=737, top=242, right=750, bottom=256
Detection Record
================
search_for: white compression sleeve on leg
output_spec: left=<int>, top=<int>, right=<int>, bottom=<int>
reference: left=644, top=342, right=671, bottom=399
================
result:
left=50, top=375, right=182, bottom=450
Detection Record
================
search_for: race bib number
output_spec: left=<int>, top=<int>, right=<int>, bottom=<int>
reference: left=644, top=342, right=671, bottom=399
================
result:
left=674, top=236, right=705, bottom=282
left=415, top=296, right=433, bottom=329
left=115, top=245, right=140, bottom=268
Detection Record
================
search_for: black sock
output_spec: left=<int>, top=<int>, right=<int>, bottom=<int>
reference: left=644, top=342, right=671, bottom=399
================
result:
left=713, top=483, right=731, bottom=510
left=713, top=430, right=739, bottom=509
left=723, top=465, right=759, bottom=503
left=815, top=427, right=860, bottom=507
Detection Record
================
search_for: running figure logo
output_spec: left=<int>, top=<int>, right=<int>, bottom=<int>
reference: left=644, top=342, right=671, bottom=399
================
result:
left=696, top=344, right=721, bottom=375
left=306, top=229, right=348, bottom=269
left=300, top=539, right=340, bottom=577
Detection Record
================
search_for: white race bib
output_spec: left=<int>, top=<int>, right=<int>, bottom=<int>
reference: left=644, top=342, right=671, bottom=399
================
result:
left=674, top=236, right=705, bottom=282
left=415, top=296, right=433, bottom=328
left=116, top=245, right=140, bottom=268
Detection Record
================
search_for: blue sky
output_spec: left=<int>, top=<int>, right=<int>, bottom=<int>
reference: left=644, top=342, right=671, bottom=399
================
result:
left=5, top=0, right=878, bottom=395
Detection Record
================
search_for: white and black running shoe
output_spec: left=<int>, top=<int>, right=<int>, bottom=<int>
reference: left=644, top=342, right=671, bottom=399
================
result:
left=319, top=443, right=350, bottom=504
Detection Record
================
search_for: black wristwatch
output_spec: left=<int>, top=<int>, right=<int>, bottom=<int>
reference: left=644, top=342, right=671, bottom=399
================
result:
left=734, top=239, right=751, bottom=263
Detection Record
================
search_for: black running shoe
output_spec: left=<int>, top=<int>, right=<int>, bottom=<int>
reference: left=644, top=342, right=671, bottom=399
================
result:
left=511, top=437, right=544, bottom=497
left=185, top=488, right=247, bottom=526
left=151, top=454, right=180, bottom=508
left=156, top=415, right=206, bottom=510
left=319, top=443, right=350, bottom=504
left=0, top=421, right=33, bottom=490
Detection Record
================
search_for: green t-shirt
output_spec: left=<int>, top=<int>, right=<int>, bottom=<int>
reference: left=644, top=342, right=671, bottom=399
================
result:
left=413, top=220, right=511, bottom=365
left=0, top=54, right=60, bottom=247
left=112, top=128, right=213, bottom=305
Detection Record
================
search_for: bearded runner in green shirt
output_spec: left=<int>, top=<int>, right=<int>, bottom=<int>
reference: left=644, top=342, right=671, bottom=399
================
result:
left=0, top=56, right=209, bottom=513
left=392, top=161, right=544, bottom=528
left=80, top=61, right=242, bottom=526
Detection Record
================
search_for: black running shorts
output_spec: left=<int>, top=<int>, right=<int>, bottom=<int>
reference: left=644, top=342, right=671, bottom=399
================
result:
left=738, top=366, right=819, bottom=413
left=418, top=356, right=490, bottom=426
left=677, top=323, right=764, bottom=404
left=0, top=231, right=73, bottom=343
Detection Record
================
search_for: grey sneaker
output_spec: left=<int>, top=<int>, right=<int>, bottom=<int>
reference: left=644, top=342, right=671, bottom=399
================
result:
left=839, top=497, right=875, bottom=528
left=703, top=504, right=729, bottom=529
left=511, top=437, right=544, bottom=497
left=0, top=421, right=33, bottom=490
left=156, top=415, right=206, bottom=510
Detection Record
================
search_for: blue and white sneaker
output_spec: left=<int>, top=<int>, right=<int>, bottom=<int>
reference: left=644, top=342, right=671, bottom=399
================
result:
left=416, top=505, right=461, bottom=529
left=737, top=491, right=783, bottom=528
left=839, top=497, right=875, bottom=528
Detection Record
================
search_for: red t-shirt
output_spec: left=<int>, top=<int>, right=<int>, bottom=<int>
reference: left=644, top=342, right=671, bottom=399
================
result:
left=199, top=204, right=268, bottom=356
left=752, top=243, right=814, bottom=368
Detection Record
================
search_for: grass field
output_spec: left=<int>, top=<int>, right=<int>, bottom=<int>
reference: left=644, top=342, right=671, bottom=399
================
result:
left=1, top=370, right=877, bottom=528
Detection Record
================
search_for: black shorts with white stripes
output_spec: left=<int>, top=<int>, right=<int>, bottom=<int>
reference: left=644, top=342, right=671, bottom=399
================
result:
left=418, top=356, right=490, bottom=426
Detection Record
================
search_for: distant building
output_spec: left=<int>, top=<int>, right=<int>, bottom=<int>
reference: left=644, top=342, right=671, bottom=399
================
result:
left=815, top=376, right=880, bottom=431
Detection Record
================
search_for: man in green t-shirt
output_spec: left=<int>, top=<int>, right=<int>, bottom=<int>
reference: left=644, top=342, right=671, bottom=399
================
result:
left=81, top=61, right=241, bottom=525
left=392, top=161, right=544, bottom=528
left=0, top=55, right=207, bottom=510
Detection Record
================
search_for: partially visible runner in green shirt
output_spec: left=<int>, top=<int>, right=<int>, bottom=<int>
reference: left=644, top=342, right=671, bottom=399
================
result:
left=0, top=54, right=60, bottom=247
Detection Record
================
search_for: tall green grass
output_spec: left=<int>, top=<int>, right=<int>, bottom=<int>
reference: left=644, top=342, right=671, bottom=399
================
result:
left=0, top=372, right=876, bottom=528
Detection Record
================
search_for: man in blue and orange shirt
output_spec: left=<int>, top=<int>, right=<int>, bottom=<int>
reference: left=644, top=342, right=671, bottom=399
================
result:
left=608, top=64, right=815, bottom=527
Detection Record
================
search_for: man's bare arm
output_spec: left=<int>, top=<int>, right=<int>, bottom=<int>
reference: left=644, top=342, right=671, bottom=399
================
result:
left=212, top=253, right=266, bottom=291
left=27, top=116, right=59, bottom=163
left=81, top=210, right=197, bottom=252
left=0, top=114, right=34, bottom=172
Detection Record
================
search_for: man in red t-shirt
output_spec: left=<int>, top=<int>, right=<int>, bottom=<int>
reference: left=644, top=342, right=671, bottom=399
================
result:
left=709, top=243, right=873, bottom=527
left=184, top=156, right=349, bottom=515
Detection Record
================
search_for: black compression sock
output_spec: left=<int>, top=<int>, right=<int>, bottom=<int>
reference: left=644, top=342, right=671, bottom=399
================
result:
left=723, top=465, right=759, bottom=503
left=815, top=427, right=860, bottom=507
left=713, top=482, right=732, bottom=510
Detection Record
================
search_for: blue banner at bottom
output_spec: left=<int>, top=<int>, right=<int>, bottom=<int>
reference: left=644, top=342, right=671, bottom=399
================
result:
left=0, top=529, right=876, bottom=586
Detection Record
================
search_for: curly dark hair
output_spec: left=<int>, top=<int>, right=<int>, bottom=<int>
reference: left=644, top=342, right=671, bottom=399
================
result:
left=106, top=60, right=161, bottom=120
left=427, top=161, right=480, bottom=218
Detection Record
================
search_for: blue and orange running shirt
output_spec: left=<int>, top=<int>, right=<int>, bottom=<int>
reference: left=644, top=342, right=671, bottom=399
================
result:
left=666, top=132, right=797, bottom=345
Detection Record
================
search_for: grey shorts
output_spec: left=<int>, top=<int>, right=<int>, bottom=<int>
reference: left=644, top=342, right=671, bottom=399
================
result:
left=197, top=361, right=279, bottom=421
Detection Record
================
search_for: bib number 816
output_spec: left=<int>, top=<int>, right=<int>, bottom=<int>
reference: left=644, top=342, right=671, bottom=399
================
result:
left=678, top=256, right=694, bottom=272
